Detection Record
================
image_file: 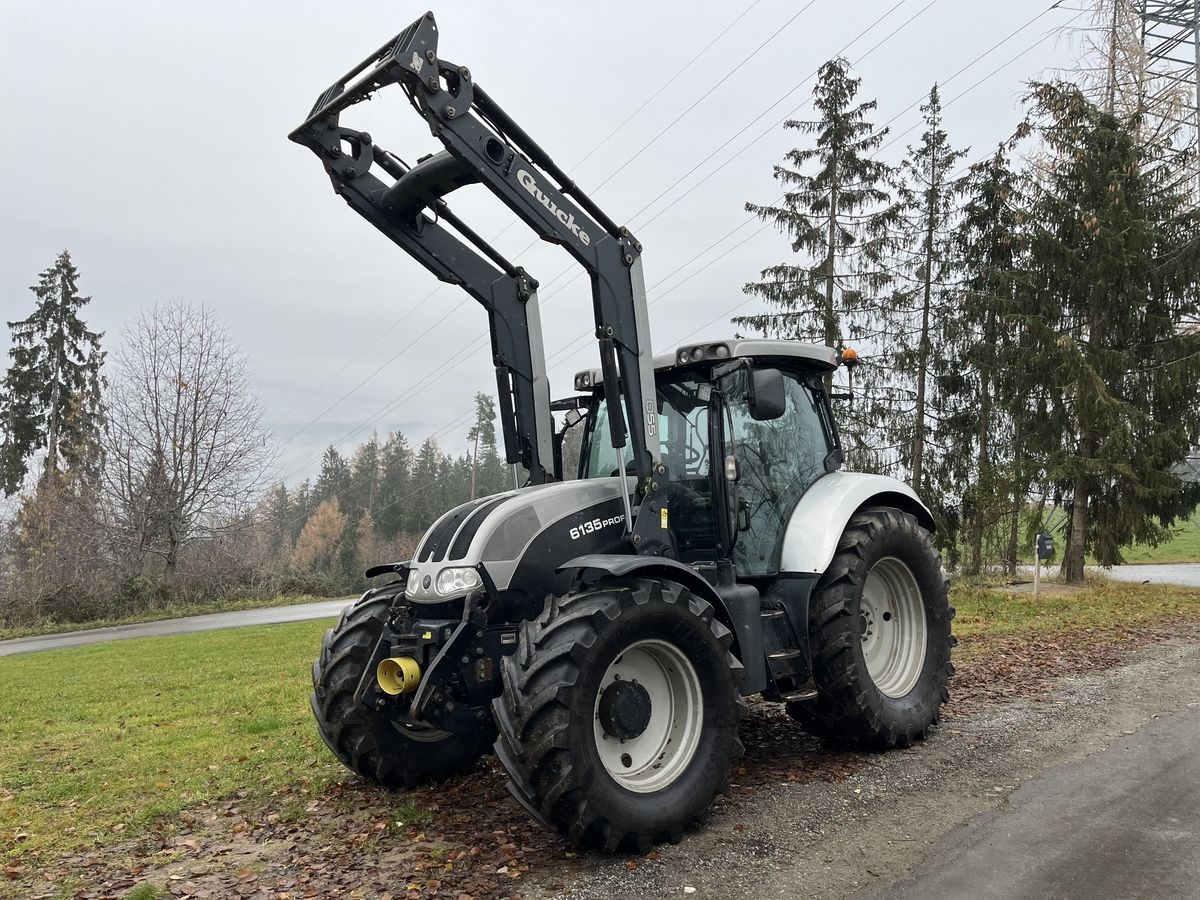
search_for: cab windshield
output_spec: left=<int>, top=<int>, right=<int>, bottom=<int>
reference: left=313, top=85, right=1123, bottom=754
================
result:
left=581, top=380, right=710, bottom=481
left=576, top=365, right=835, bottom=576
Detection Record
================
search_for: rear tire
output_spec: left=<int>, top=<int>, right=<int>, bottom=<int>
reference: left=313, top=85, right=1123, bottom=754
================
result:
left=787, top=507, right=954, bottom=748
left=492, top=577, right=743, bottom=851
left=311, top=589, right=493, bottom=788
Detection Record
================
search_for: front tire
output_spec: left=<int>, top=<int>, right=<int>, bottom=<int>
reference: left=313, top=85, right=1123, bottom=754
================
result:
left=787, top=507, right=954, bottom=748
left=493, top=577, right=742, bottom=851
left=311, top=589, right=493, bottom=788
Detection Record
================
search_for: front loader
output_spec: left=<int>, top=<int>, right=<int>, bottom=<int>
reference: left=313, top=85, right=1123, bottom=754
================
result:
left=291, top=12, right=954, bottom=851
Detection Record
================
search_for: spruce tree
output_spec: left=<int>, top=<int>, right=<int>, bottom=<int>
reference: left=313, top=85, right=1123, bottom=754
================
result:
left=1021, top=82, right=1200, bottom=581
left=377, top=431, right=413, bottom=538
left=448, top=454, right=473, bottom=509
left=888, top=85, right=967, bottom=496
left=313, top=446, right=350, bottom=506
left=345, top=436, right=382, bottom=522
left=287, top=479, right=312, bottom=544
left=260, top=483, right=291, bottom=559
left=409, top=437, right=445, bottom=533
left=1, top=250, right=104, bottom=494
left=736, top=58, right=897, bottom=353
left=467, top=393, right=502, bottom=498
left=942, top=143, right=1028, bottom=574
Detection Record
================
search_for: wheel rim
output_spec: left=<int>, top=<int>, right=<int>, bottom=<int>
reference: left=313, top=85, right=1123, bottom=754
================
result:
left=592, top=639, right=704, bottom=793
left=859, top=557, right=928, bottom=698
left=391, top=722, right=452, bottom=743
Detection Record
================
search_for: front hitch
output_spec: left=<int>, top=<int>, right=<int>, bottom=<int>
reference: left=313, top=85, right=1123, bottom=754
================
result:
left=354, top=579, right=522, bottom=734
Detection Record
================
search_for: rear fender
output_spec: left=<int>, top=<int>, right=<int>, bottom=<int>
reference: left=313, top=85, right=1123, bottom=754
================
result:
left=780, top=472, right=935, bottom=576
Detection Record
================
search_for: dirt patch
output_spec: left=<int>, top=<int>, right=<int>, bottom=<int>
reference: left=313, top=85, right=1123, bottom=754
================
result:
left=992, top=581, right=1087, bottom=596
left=16, top=615, right=1200, bottom=900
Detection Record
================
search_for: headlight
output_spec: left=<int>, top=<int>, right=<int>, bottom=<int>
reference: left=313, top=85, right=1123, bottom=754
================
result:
left=435, top=567, right=482, bottom=596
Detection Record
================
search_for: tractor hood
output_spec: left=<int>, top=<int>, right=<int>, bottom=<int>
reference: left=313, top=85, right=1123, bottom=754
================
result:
left=404, top=477, right=632, bottom=602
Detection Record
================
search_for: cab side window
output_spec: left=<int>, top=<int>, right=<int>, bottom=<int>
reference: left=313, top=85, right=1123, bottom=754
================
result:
left=725, top=368, right=832, bottom=577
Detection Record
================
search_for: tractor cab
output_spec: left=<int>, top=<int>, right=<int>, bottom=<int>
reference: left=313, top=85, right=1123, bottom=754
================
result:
left=565, top=339, right=843, bottom=578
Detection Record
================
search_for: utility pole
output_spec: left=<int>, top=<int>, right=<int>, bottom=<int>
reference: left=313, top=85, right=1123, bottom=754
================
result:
left=1137, top=1, right=1200, bottom=190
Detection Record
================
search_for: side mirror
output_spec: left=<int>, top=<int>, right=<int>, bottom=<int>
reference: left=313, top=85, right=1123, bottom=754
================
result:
left=748, top=368, right=786, bottom=421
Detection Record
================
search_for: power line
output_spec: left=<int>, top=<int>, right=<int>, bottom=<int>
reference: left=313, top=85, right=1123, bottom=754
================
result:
left=483, top=0, right=945, bottom=372
left=269, top=3, right=780, bottom=453
left=276, top=296, right=473, bottom=452
left=279, top=330, right=490, bottom=484
left=874, top=5, right=1088, bottom=158
left=536, top=4, right=1078, bottom=382
left=277, top=1, right=1071, bottom=499
left=281, top=0, right=1033, bottom=489
left=630, top=0, right=939, bottom=230
left=591, top=0, right=824, bottom=189
left=266, top=283, right=448, bottom=431
left=573, top=0, right=768, bottom=169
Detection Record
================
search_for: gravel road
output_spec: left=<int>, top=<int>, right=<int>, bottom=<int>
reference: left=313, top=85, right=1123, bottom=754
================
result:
left=530, top=638, right=1200, bottom=900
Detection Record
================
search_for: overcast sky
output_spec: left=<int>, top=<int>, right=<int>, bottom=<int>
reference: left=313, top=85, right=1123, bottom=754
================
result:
left=0, top=0, right=1086, bottom=485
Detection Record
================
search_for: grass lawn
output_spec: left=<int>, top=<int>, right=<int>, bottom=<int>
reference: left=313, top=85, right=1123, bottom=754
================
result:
left=1115, top=509, right=1200, bottom=564
left=1, top=581, right=1198, bottom=883
left=1005, top=506, right=1200, bottom=566
left=0, top=618, right=343, bottom=870
left=951, top=579, right=1200, bottom=656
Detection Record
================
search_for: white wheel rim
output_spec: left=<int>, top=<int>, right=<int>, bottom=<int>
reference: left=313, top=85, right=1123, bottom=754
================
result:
left=593, top=639, right=704, bottom=793
left=860, top=557, right=928, bottom=698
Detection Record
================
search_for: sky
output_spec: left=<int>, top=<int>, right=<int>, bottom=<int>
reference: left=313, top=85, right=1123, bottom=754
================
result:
left=0, top=0, right=1090, bottom=485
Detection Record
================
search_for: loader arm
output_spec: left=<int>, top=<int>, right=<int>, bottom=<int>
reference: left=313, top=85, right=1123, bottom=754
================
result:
left=289, top=10, right=670, bottom=554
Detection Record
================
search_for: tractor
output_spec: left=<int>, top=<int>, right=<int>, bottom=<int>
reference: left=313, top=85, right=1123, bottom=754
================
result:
left=290, top=11, right=953, bottom=852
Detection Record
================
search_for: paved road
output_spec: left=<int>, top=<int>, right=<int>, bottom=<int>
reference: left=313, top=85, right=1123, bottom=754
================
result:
left=1102, top=562, right=1200, bottom=588
left=874, top=707, right=1200, bottom=899
left=6, top=565, right=1196, bottom=661
left=0, top=598, right=352, bottom=658
left=1019, top=562, right=1200, bottom=588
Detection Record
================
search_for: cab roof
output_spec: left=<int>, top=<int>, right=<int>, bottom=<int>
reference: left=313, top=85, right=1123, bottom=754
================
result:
left=573, top=338, right=839, bottom=392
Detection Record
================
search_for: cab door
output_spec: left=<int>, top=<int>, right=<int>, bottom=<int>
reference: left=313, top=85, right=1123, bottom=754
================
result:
left=721, top=367, right=835, bottom=578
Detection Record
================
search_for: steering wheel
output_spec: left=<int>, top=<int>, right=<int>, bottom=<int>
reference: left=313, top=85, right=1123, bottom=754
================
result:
left=609, top=459, right=637, bottom=478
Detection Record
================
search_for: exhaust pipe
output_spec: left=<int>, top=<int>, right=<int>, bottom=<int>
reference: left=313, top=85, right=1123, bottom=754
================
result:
left=376, top=656, right=422, bottom=695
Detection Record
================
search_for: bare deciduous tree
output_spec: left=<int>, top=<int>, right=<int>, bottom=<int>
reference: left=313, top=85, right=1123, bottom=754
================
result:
left=104, top=301, right=274, bottom=581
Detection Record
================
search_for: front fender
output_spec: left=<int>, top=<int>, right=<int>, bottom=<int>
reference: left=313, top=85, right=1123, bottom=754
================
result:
left=556, top=554, right=722, bottom=608
left=779, top=472, right=934, bottom=575
left=557, top=554, right=763, bottom=695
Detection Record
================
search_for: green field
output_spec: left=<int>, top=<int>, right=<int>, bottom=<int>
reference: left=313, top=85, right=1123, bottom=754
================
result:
left=1114, top=509, right=1200, bottom=564
left=1000, top=506, right=1200, bottom=567
left=2, top=580, right=1199, bottom=880
left=950, top=580, right=1200, bottom=651
left=0, top=620, right=341, bottom=867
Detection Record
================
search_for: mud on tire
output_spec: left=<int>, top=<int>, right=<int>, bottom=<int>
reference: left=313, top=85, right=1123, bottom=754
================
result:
left=787, top=506, right=955, bottom=748
left=492, top=577, right=743, bottom=852
left=311, top=588, right=493, bottom=788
